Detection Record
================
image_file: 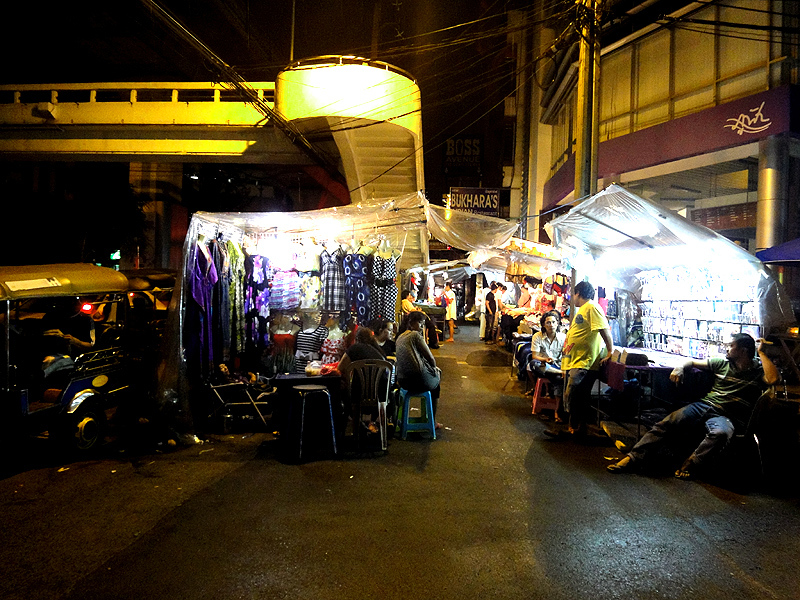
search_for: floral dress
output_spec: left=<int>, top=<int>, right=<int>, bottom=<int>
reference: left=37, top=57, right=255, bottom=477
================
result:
left=344, top=252, right=371, bottom=325
left=244, top=254, right=270, bottom=350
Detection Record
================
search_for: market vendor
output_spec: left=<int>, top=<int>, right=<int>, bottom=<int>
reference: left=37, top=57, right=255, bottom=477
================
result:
left=607, top=333, right=780, bottom=480
left=543, top=281, right=613, bottom=440
left=499, top=276, right=537, bottom=345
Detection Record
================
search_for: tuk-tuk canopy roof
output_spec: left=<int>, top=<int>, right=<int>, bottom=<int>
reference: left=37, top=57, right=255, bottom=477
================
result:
left=0, top=263, right=128, bottom=301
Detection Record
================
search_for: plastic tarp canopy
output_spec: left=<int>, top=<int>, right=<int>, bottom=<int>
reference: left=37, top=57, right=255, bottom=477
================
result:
left=545, top=184, right=795, bottom=333
left=426, top=203, right=519, bottom=252
left=756, top=238, right=800, bottom=264
left=189, top=191, right=430, bottom=271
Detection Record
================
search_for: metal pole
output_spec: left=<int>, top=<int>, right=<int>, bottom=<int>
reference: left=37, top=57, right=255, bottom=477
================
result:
left=574, top=0, right=600, bottom=200
left=756, top=135, right=788, bottom=252
left=290, top=0, right=296, bottom=62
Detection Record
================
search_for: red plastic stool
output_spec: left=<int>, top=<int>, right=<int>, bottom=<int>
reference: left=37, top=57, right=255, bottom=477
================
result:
left=531, top=377, right=560, bottom=415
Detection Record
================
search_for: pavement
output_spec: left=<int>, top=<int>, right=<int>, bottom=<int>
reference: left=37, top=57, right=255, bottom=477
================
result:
left=2, top=323, right=800, bottom=600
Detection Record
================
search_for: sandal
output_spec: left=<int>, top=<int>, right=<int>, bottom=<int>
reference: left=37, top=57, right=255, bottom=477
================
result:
left=607, top=456, right=636, bottom=474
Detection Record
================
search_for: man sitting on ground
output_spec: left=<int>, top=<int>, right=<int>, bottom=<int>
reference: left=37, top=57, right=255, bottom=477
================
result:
left=607, top=333, right=779, bottom=480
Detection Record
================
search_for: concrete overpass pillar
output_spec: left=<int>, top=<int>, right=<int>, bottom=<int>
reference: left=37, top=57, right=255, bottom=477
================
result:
left=128, top=163, right=186, bottom=270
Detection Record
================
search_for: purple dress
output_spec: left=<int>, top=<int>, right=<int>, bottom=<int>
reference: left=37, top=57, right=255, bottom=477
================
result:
left=190, top=242, right=218, bottom=377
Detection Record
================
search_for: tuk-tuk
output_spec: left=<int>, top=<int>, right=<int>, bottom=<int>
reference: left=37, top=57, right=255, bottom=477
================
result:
left=0, top=264, right=131, bottom=451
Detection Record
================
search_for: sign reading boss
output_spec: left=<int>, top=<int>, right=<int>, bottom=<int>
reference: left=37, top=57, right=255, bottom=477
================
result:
left=443, top=136, right=482, bottom=173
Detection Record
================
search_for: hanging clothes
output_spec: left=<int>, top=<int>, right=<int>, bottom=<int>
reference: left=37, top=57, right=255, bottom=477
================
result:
left=369, top=253, right=398, bottom=322
left=293, top=324, right=329, bottom=374
left=244, top=254, right=271, bottom=351
left=297, top=241, right=322, bottom=310
left=344, top=251, right=371, bottom=325
left=227, top=239, right=246, bottom=356
left=271, top=270, right=301, bottom=310
left=299, top=273, right=321, bottom=310
left=208, top=237, right=231, bottom=363
left=189, top=240, right=218, bottom=379
left=320, top=246, right=346, bottom=312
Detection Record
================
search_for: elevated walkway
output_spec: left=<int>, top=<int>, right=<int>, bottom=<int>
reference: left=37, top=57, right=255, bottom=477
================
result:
left=0, top=58, right=424, bottom=202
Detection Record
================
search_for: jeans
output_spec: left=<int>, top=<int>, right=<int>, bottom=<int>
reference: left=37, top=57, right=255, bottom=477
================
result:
left=564, top=368, right=599, bottom=431
left=628, top=401, right=734, bottom=467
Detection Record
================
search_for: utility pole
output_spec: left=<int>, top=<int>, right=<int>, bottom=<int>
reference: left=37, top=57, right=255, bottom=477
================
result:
left=571, top=0, right=601, bottom=318
left=573, top=0, right=601, bottom=200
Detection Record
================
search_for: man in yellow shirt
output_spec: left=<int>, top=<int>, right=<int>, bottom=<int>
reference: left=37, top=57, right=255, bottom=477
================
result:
left=544, top=280, right=613, bottom=439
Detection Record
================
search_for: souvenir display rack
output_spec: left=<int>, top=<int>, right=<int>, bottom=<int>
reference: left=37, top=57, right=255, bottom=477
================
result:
left=638, top=266, right=761, bottom=359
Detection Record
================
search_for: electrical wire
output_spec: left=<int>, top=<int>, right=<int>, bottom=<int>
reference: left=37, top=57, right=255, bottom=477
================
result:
left=348, top=23, right=574, bottom=195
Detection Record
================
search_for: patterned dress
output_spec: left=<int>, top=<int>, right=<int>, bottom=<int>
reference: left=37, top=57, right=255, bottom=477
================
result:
left=299, top=272, right=321, bottom=310
left=344, top=252, right=371, bottom=325
left=227, top=240, right=246, bottom=355
left=320, top=246, right=346, bottom=311
left=244, top=254, right=270, bottom=350
left=369, top=253, right=398, bottom=322
left=320, top=336, right=346, bottom=364
left=271, top=270, right=301, bottom=310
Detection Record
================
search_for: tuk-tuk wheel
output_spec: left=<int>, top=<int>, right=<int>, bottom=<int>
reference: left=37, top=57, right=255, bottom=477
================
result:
left=69, top=405, right=106, bottom=451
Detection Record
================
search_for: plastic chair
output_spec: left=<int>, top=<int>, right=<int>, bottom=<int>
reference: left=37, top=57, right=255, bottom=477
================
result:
left=728, top=388, right=775, bottom=480
left=348, top=359, right=392, bottom=453
left=531, top=377, right=560, bottom=415
left=398, top=388, right=436, bottom=440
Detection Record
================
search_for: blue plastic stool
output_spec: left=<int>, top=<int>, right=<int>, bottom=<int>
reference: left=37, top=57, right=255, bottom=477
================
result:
left=398, top=389, right=436, bottom=440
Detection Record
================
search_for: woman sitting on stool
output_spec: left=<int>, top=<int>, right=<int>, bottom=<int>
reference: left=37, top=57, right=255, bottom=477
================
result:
left=396, top=311, right=442, bottom=430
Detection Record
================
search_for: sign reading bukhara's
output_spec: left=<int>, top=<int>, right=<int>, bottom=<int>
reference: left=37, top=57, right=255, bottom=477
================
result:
left=448, top=187, right=500, bottom=217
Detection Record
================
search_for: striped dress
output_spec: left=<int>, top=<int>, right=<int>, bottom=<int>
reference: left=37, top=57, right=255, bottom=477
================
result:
left=320, top=246, right=346, bottom=311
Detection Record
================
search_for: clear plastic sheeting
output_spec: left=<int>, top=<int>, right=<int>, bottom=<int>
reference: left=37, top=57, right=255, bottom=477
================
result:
left=545, top=184, right=795, bottom=336
left=192, top=191, right=430, bottom=270
left=426, top=203, right=519, bottom=252
left=546, top=184, right=725, bottom=274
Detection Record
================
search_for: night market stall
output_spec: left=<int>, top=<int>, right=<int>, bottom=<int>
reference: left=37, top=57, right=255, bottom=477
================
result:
left=545, top=184, right=796, bottom=444
left=158, top=192, right=520, bottom=442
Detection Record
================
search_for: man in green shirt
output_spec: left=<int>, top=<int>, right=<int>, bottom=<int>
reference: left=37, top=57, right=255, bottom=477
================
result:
left=607, top=333, right=780, bottom=479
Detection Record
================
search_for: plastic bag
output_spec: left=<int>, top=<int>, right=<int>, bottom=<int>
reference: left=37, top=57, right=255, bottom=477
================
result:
left=305, top=360, right=323, bottom=376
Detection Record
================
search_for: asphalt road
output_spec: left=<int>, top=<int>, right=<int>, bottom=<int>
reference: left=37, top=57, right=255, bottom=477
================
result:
left=2, top=324, right=799, bottom=600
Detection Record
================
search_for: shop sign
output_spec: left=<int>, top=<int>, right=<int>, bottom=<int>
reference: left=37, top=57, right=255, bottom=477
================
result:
left=724, top=101, right=771, bottom=136
left=690, top=202, right=756, bottom=230
left=448, top=187, right=500, bottom=217
left=443, top=135, right=482, bottom=175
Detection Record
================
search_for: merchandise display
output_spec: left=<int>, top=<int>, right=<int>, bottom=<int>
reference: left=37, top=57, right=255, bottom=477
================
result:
left=638, top=266, right=762, bottom=359
left=186, top=230, right=400, bottom=378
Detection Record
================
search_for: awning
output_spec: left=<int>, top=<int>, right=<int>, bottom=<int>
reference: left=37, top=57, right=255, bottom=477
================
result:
left=426, top=203, right=519, bottom=253
left=756, top=238, right=800, bottom=264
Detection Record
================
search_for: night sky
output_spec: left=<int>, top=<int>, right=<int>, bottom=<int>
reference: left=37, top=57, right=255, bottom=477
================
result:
left=0, top=0, right=543, bottom=264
